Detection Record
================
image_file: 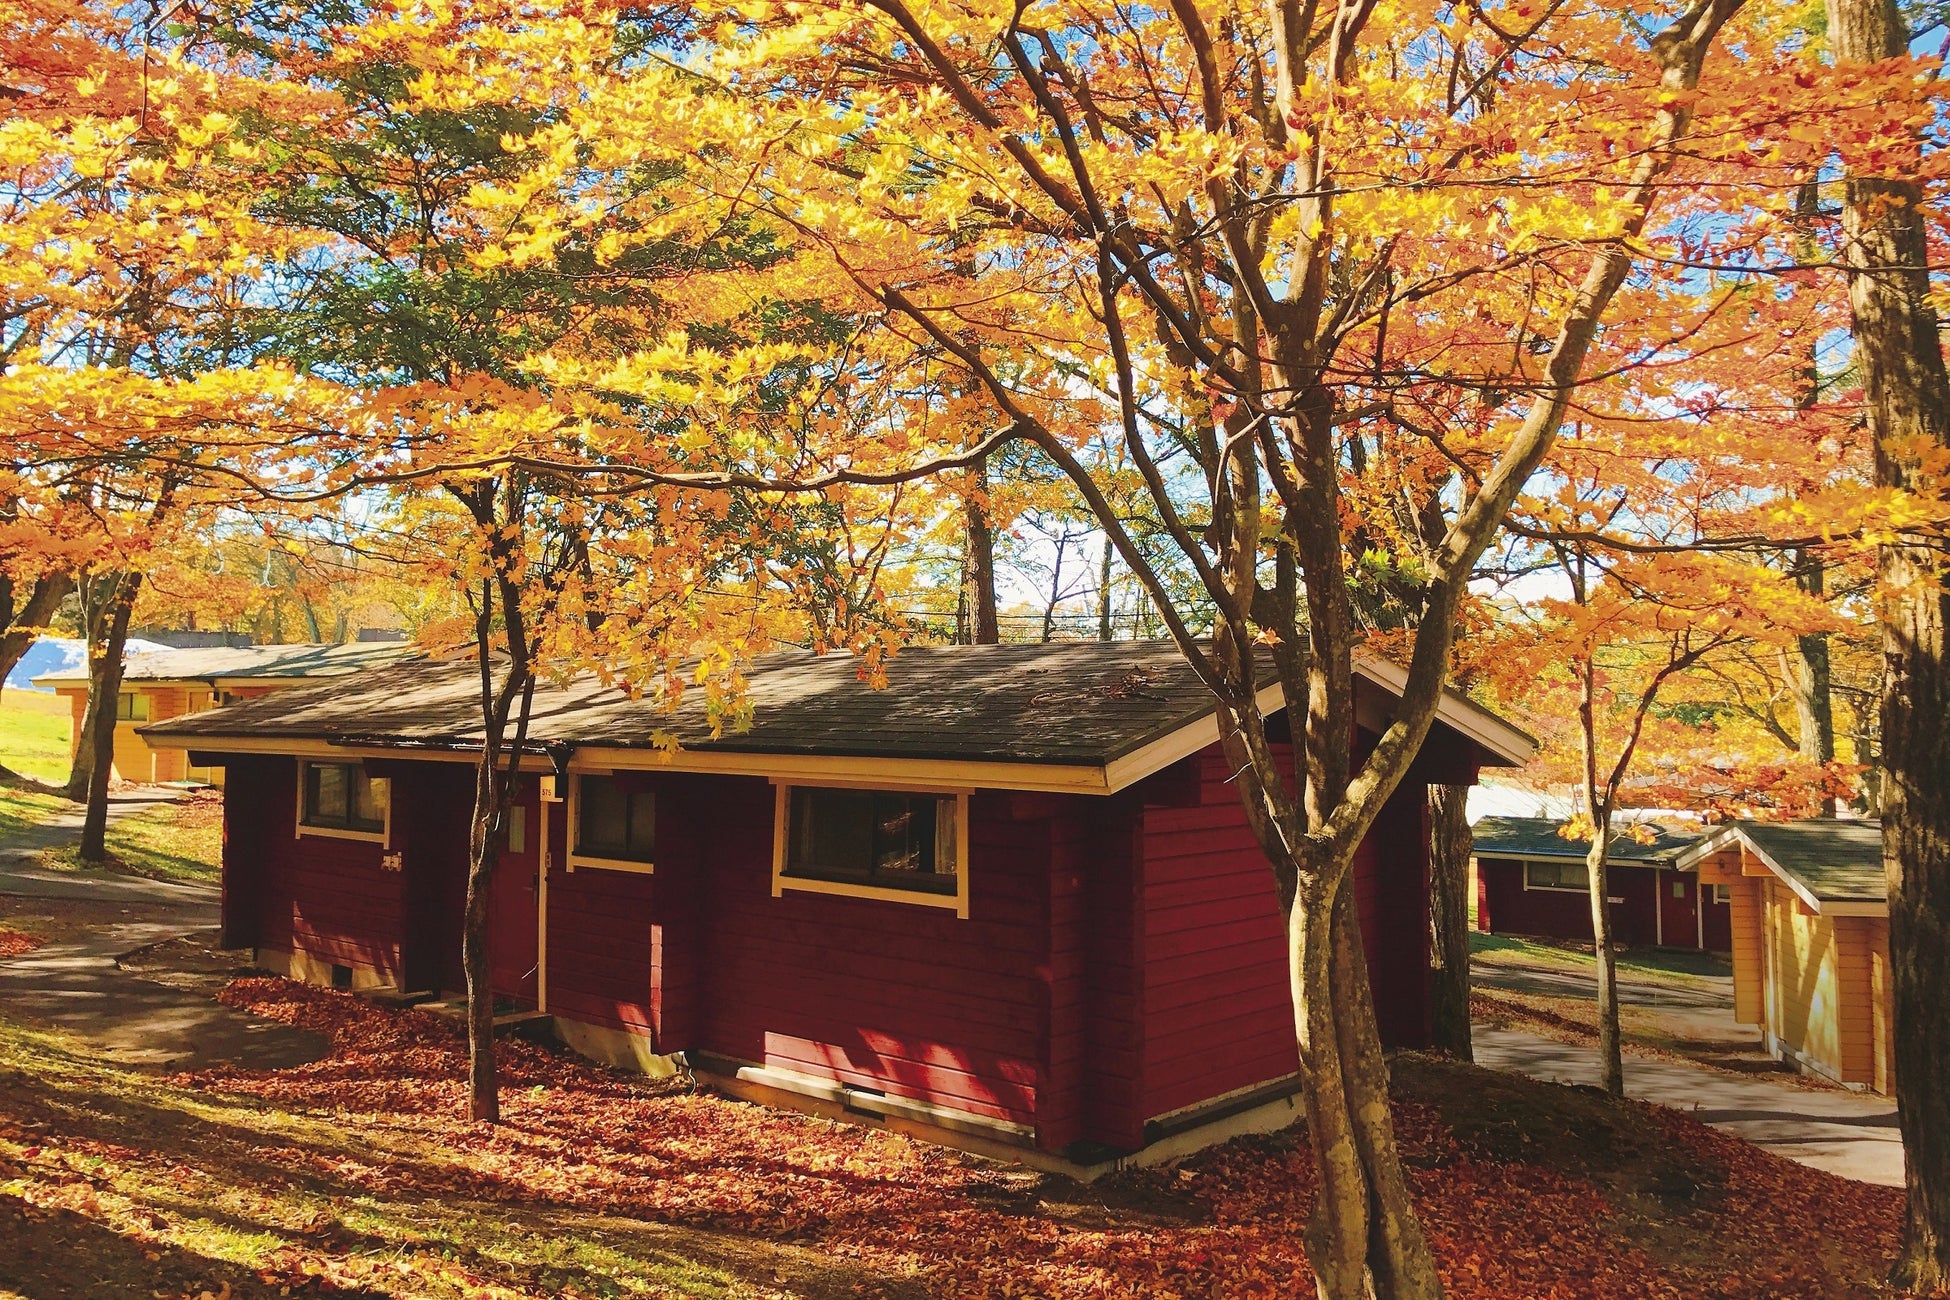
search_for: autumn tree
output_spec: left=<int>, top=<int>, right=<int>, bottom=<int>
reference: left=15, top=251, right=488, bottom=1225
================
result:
left=1820, top=0, right=1950, bottom=1283
left=573, top=0, right=1802, bottom=1290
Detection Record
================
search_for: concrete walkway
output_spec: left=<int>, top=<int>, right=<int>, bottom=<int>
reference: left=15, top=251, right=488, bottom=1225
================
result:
left=0, top=790, right=327, bottom=1070
left=1476, top=1025, right=1905, bottom=1187
left=0, top=789, right=205, bottom=905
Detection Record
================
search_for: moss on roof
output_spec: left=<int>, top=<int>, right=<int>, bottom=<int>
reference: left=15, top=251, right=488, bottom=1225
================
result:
left=1735, top=819, right=1884, bottom=905
left=1472, top=816, right=1698, bottom=865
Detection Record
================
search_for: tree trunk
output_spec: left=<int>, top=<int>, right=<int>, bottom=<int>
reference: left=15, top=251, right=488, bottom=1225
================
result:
left=1427, top=784, right=1474, bottom=1060
left=1284, top=871, right=1445, bottom=1300
left=1789, top=551, right=1836, bottom=816
left=73, top=573, right=141, bottom=861
left=1097, top=535, right=1114, bottom=641
left=1827, top=0, right=1950, bottom=1283
left=1579, top=659, right=1626, bottom=1097
left=464, top=745, right=504, bottom=1124
left=1583, top=829, right=1625, bottom=1097
left=0, top=571, right=74, bottom=706
left=964, top=457, right=999, bottom=645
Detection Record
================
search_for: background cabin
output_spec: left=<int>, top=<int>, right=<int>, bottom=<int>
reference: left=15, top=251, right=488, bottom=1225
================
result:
left=1472, top=816, right=1727, bottom=951
left=34, top=642, right=413, bottom=786
left=144, top=641, right=1534, bottom=1164
left=1679, top=819, right=1890, bottom=1093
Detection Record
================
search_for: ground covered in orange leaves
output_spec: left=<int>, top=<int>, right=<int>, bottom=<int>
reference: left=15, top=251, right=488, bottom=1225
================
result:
left=0, top=975, right=1921, bottom=1299
left=0, top=927, right=41, bottom=959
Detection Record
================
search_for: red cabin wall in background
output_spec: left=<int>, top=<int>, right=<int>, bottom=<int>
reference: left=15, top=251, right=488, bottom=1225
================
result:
left=1475, top=856, right=1729, bottom=952
left=1656, top=868, right=1698, bottom=949
left=1702, top=888, right=1733, bottom=951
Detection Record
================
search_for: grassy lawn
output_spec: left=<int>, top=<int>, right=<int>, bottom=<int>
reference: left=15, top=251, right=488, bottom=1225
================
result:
left=0, top=976, right=1909, bottom=1298
left=1470, top=929, right=1731, bottom=990
left=38, top=793, right=222, bottom=885
left=0, top=785, right=76, bottom=839
left=0, top=690, right=72, bottom=785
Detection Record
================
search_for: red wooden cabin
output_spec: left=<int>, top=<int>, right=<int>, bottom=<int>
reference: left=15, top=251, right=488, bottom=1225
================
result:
left=1472, top=816, right=1731, bottom=952
left=146, top=642, right=1532, bottom=1164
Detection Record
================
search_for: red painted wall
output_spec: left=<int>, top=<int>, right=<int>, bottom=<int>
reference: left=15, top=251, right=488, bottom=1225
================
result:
left=540, top=791, right=657, bottom=1037
left=223, top=738, right=1453, bottom=1155
left=1137, top=749, right=1435, bottom=1128
left=230, top=755, right=405, bottom=981
left=1477, top=857, right=1729, bottom=950
left=1139, top=750, right=1293, bottom=1125
left=678, top=775, right=1053, bottom=1133
left=1702, top=889, right=1732, bottom=952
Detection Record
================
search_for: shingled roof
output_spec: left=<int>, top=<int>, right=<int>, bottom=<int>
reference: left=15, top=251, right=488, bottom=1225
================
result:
left=33, top=641, right=413, bottom=686
left=141, top=641, right=1533, bottom=785
left=1471, top=815, right=1699, bottom=865
left=1679, top=819, right=1885, bottom=913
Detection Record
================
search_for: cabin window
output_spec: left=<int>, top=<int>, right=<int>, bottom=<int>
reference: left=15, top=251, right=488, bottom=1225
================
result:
left=1710, top=883, right=1733, bottom=905
left=773, top=785, right=968, bottom=915
left=569, top=774, right=655, bottom=870
left=1524, top=860, right=1590, bottom=892
left=298, top=761, right=388, bottom=840
left=115, top=692, right=148, bottom=722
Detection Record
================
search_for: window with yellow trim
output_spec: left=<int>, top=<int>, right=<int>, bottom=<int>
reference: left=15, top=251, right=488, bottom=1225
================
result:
left=783, top=787, right=959, bottom=897
left=115, top=692, right=148, bottom=722
left=574, top=775, right=655, bottom=865
left=301, top=762, right=387, bottom=834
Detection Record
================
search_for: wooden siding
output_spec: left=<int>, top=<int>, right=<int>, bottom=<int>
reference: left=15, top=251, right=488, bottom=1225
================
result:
left=1729, top=879, right=1765, bottom=1025
left=1138, top=749, right=1291, bottom=1124
left=1711, top=847, right=1893, bottom=1097
left=58, top=682, right=228, bottom=784
left=544, top=820, right=657, bottom=1038
left=1764, top=878, right=1848, bottom=1083
left=690, top=775, right=1052, bottom=1134
left=246, top=755, right=404, bottom=982
left=1870, top=919, right=1892, bottom=1096
left=1136, top=748, right=1434, bottom=1127
left=1834, top=916, right=1878, bottom=1086
left=1477, top=857, right=1664, bottom=948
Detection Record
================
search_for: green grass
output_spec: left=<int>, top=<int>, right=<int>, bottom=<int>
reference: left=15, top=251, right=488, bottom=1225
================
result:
left=0, top=786, right=75, bottom=838
left=40, top=796, right=221, bottom=885
left=0, top=691, right=71, bottom=786
left=1470, top=930, right=1731, bottom=988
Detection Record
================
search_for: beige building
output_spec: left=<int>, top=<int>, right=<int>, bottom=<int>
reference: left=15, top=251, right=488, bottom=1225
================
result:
left=1678, top=819, right=1889, bottom=1093
left=34, top=642, right=413, bottom=786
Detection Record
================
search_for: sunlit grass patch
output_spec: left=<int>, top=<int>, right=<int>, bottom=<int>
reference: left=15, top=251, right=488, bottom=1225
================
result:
left=0, top=691, right=72, bottom=786
left=39, top=793, right=221, bottom=885
left=0, top=785, right=74, bottom=838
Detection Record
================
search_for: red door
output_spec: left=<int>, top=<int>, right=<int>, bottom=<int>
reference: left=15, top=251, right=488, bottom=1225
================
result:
left=1657, top=869, right=1701, bottom=949
left=488, top=795, right=541, bottom=1006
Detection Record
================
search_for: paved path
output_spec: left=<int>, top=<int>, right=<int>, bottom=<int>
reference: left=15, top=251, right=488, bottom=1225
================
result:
left=0, top=790, right=327, bottom=1070
left=1475, top=956, right=1758, bottom=1053
left=1476, top=1025, right=1904, bottom=1187
left=0, top=789, right=208, bottom=906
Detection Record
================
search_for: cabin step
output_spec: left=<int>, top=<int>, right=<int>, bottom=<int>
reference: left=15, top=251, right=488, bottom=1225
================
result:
left=414, top=999, right=554, bottom=1039
left=359, top=986, right=438, bottom=1008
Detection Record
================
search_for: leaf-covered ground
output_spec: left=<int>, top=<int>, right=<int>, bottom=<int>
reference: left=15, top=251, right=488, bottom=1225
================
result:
left=0, top=976, right=1923, bottom=1299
